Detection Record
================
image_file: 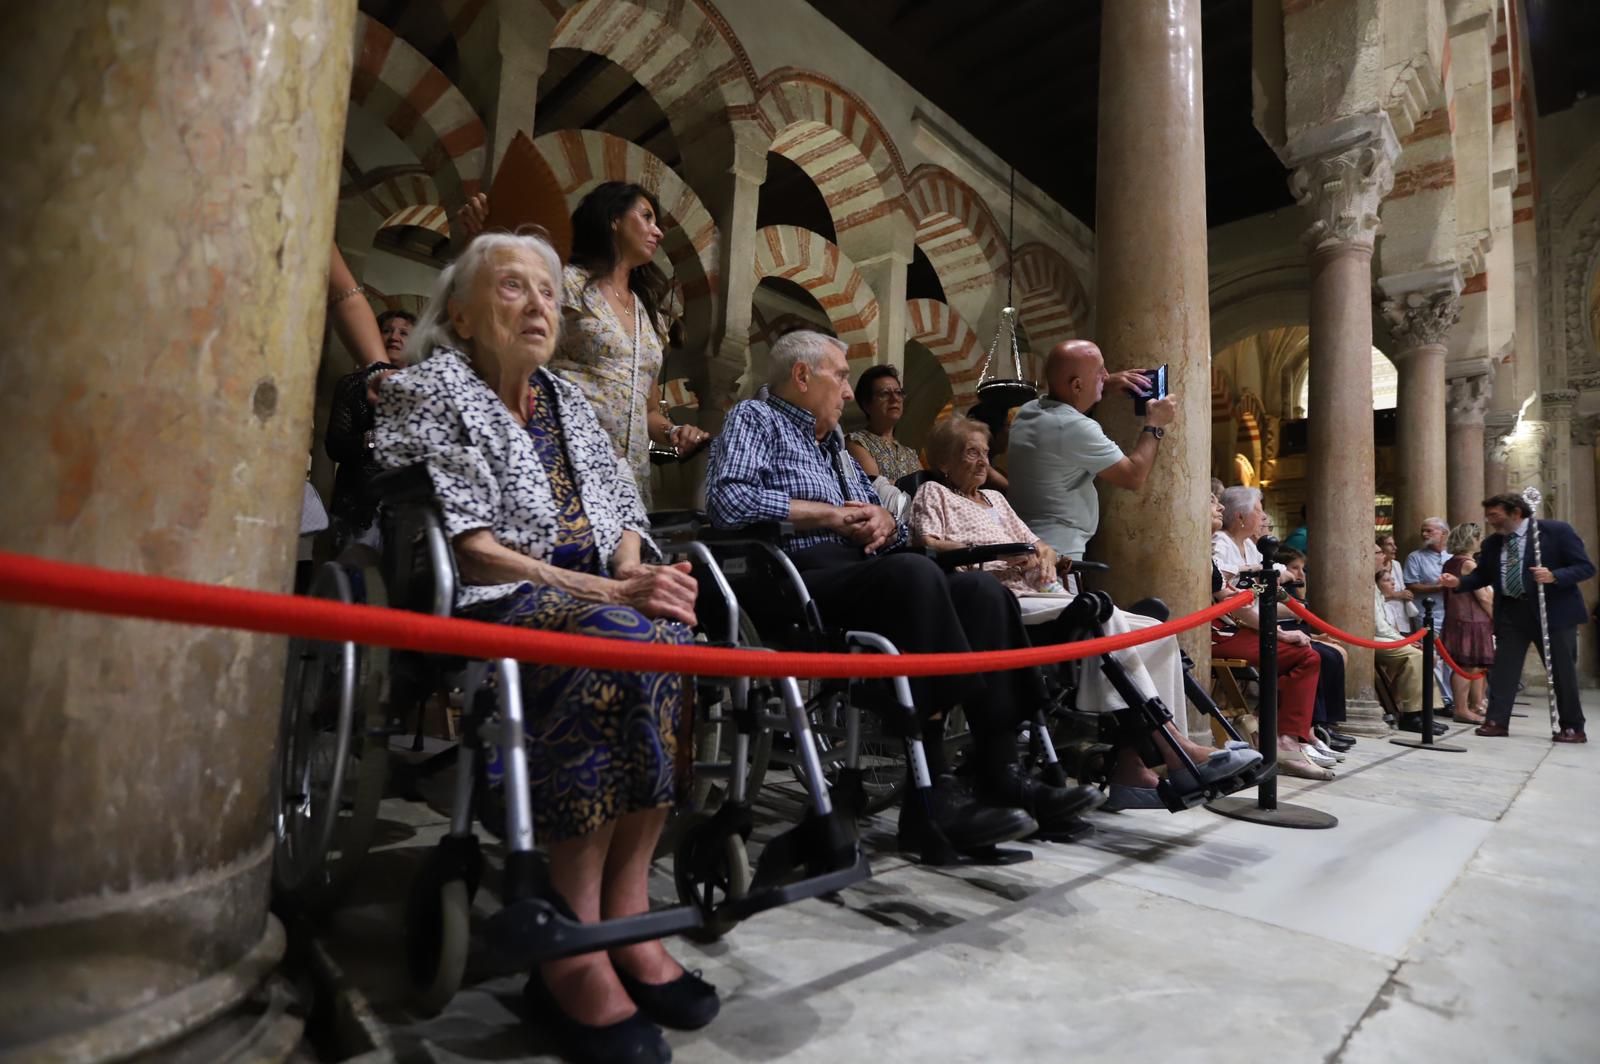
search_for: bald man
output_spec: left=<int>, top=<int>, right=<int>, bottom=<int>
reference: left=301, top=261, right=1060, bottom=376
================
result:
left=1008, top=340, right=1177, bottom=560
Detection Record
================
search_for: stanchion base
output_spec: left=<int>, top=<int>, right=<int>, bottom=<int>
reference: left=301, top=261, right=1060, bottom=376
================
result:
left=1205, top=798, right=1339, bottom=829
left=1510, top=712, right=1529, bottom=718
left=1389, top=738, right=1467, bottom=752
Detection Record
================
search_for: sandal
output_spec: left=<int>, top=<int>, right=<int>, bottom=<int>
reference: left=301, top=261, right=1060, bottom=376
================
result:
left=1275, top=749, right=1333, bottom=781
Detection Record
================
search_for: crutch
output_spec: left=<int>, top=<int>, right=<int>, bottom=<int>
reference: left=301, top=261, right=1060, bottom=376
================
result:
left=1520, top=486, right=1561, bottom=735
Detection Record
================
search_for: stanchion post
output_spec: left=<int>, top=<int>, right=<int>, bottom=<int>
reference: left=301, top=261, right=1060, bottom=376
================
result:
left=1391, top=598, right=1465, bottom=752
left=1206, top=536, right=1338, bottom=829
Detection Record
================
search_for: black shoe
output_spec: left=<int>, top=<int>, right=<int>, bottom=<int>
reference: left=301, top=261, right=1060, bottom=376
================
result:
left=523, top=972, right=671, bottom=1064
left=1432, top=720, right=1449, bottom=736
left=1327, top=730, right=1357, bottom=747
left=1397, top=715, right=1425, bottom=734
left=979, top=764, right=1105, bottom=831
left=1313, top=726, right=1354, bottom=752
left=615, top=966, right=720, bottom=1032
left=898, top=780, right=1036, bottom=854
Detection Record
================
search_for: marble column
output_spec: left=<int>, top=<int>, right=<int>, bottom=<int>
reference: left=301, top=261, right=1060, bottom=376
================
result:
left=1288, top=115, right=1398, bottom=734
left=1378, top=274, right=1461, bottom=550
left=1571, top=417, right=1600, bottom=685
left=1094, top=0, right=1214, bottom=694
left=0, top=1, right=356, bottom=1059
left=1484, top=412, right=1517, bottom=495
left=855, top=244, right=914, bottom=374
left=1446, top=373, right=1493, bottom=525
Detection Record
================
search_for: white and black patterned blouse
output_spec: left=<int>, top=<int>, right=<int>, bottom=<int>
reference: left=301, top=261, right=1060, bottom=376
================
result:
left=373, top=347, right=658, bottom=611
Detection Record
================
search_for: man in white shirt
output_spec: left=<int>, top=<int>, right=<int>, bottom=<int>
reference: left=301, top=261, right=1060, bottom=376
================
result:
left=1008, top=340, right=1174, bottom=560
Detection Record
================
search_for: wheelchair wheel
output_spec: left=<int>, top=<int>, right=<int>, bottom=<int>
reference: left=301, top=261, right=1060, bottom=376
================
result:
left=673, top=813, right=751, bottom=942
left=272, top=553, right=390, bottom=911
left=406, top=837, right=482, bottom=1016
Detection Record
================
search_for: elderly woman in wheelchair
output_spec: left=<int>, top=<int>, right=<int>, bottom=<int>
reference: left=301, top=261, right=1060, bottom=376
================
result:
left=911, top=413, right=1262, bottom=813
left=373, top=230, right=712, bottom=1063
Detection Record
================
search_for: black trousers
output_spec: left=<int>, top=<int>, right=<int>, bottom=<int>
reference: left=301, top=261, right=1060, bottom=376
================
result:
left=789, top=544, right=1044, bottom=770
left=1310, top=642, right=1347, bottom=725
left=1484, top=598, right=1585, bottom=730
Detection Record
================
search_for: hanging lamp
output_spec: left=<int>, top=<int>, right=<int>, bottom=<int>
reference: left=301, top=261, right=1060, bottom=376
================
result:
left=974, top=166, right=1038, bottom=409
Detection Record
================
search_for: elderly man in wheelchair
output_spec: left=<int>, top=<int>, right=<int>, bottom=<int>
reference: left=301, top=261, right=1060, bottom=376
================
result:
left=908, top=413, right=1265, bottom=813
left=704, top=330, right=1113, bottom=862
left=352, top=231, right=862, bottom=1064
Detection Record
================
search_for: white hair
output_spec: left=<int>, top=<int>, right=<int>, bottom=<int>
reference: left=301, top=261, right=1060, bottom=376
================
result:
left=1422, top=516, right=1448, bottom=532
left=404, top=232, right=565, bottom=362
left=766, top=329, right=846, bottom=390
left=1219, top=485, right=1263, bottom=529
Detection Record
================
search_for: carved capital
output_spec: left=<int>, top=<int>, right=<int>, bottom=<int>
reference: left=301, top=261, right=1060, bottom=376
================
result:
left=1446, top=374, right=1492, bottom=424
left=1541, top=389, right=1579, bottom=421
left=1290, top=140, right=1397, bottom=253
left=1379, top=286, right=1462, bottom=350
left=1573, top=415, right=1600, bottom=449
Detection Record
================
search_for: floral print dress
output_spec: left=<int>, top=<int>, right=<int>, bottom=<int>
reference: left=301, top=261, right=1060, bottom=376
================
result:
left=550, top=264, right=664, bottom=508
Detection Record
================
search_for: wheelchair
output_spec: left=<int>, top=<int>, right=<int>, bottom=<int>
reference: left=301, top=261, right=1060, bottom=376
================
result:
left=360, top=468, right=867, bottom=1015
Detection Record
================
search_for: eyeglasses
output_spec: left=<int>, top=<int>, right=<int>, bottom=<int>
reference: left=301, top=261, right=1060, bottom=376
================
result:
left=961, top=446, right=988, bottom=462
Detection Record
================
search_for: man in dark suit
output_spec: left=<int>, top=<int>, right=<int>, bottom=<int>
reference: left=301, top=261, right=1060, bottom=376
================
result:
left=1441, top=492, right=1596, bottom=742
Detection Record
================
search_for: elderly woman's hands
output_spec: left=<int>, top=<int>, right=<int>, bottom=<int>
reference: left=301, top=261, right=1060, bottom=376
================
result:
left=612, top=559, right=698, bottom=625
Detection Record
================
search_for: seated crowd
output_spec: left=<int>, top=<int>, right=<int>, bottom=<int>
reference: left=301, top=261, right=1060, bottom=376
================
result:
left=339, top=217, right=1475, bottom=1061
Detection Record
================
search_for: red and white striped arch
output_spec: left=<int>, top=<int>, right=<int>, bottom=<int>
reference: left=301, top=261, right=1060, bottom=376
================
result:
left=753, top=225, right=880, bottom=374
left=551, top=0, right=759, bottom=140
left=906, top=299, right=986, bottom=402
left=1012, top=242, right=1089, bottom=377
left=378, top=204, right=451, bottom=239
left=757, top=70, right=908, bottom=244
left=359, top=172, right=443, bottom=220
left=905, top=166, right=1006, bottom=324
left=532, top=129, right=721, bottom=307
left=350, top=14, right=487, bottom=210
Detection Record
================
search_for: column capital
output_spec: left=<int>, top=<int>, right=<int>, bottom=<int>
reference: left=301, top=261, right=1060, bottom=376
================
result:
left=1446, top=373, right=1492, bottom=424
left=1287, top=113, right=1400, bottom=254
left=1573, top=415, right=1600, bottom=448
left=1380, top=288, right=1463, bottom=351
left=1542, top=389, right=1579, bottom=421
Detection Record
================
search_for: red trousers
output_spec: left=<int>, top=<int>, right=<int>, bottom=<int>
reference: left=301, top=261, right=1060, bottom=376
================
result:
left=1212, top=628, right=1321, bottom=740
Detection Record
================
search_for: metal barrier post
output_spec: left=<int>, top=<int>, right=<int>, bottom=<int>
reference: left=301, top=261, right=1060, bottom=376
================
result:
left=1391, top=600, right=1465, bottom=752
left=1208, top=536, right=1338, bottom=829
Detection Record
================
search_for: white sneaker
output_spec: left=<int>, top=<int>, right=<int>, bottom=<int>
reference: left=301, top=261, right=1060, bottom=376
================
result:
left=1301, top=743, right=1338, bottom=769
left=1310, top=736, right=1346, bottom=762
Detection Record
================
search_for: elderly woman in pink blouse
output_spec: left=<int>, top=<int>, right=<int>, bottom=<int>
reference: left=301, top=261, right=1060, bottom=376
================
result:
left=911, top=414, right=1260, bottom=810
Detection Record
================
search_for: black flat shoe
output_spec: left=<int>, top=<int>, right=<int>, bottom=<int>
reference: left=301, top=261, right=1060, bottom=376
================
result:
left=615, top=966, right=720, bottom=1031
left=898, top=781, right=1037, bottom=854
left=524, top=972, right=671, bottom=1064
left=979, top=764, right=1105, bottom=831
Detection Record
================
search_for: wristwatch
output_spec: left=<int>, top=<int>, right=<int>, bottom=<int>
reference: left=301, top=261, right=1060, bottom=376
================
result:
left=1142, top=425, right=1165, bottom=440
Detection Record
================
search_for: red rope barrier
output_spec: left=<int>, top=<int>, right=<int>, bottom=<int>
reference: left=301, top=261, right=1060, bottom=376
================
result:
left=1281, top=598, right=1427, bottom=650
left=1434, top=636, right=1487, bottom=681
left=0, top=550, right=1253, bottom=679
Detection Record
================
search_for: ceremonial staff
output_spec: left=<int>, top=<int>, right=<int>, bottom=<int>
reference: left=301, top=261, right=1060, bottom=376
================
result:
left=1522, top=486, right=1561, bottom=735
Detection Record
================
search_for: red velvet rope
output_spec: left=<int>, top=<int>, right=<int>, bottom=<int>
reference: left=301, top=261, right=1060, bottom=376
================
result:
left=0, top=550, right=1254, bottom=679
left=1434, top=636, right=1487, bottom=681
left=1281, top=597, right=1428, bottom=650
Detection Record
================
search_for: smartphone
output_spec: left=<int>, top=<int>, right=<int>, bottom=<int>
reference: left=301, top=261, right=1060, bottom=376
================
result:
left=1132, top=364, right=1169, bottom=415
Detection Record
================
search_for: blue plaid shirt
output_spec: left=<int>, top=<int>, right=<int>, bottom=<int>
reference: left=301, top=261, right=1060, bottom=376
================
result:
left=706, top=394, right=908, bottom=555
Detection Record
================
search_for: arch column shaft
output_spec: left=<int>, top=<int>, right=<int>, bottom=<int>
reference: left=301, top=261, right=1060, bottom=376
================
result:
left=1394, top=343, right=1449, bottom=543
left=1446, top=374, right=1492, bottom=525
left=0, top=0, right=356, bottom=1055
left=1288, top=114, right=1398, bottom=729
left=1571, top=420, right=1600, bottom=685
left=855, top=250, right=912, bottom=373
left=1093, top=0, right=1213, bottom=688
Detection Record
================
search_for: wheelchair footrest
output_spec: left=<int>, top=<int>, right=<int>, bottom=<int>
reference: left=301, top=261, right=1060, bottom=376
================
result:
left=1155, top=759, right=1270, bottom=813
left=720, top=849, right=870, bottom=922
left=484, top=899, right=705, bottom=964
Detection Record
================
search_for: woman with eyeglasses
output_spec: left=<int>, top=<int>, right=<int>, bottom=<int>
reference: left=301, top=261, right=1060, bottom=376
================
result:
left=845, top=364, right=922, bottom=482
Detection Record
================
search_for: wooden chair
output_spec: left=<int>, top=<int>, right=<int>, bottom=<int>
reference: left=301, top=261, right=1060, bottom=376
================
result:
left=1209, top=658, right=1258, bottom=748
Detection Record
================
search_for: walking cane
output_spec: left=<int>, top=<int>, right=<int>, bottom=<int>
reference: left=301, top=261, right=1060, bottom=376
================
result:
left=1520, top=486, right=1561, bottom=735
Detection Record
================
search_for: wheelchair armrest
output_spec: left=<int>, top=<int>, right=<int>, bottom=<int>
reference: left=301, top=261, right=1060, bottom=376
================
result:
left=370, top=464, right=435, bottom=505
left=1068, top=559, right=1110, bottom=574
left=932, top=542, right=1035, bottom=570
left=647, top=509, right=708, bottom=542
left=693, top=521, right=796, bottom=544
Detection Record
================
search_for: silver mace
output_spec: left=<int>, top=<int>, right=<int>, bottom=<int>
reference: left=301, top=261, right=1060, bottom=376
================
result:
left=1521, top=486, right=1560, bottom=735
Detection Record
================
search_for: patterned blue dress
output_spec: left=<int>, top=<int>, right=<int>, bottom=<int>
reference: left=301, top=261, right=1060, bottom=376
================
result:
left=462, top=375, right=689, bottom=842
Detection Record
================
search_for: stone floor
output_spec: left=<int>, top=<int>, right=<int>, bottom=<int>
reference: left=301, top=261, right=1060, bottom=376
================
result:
left=317, top=691, right=1600, bottom=1063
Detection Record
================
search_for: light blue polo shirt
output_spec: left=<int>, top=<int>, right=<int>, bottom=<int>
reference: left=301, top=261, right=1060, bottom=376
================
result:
left=1007, top=397, right=1124, bottom=559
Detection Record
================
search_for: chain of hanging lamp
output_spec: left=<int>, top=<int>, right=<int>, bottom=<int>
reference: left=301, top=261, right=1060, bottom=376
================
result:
left=975, top=166, right=1037, bottom=406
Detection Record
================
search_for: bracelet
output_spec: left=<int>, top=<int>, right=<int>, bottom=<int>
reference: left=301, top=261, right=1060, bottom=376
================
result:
left=328, top=284, right=366, bottom=306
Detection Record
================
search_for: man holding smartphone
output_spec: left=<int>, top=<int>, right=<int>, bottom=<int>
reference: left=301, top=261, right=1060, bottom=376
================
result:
left=1009, top=339, right=1177, bottom=560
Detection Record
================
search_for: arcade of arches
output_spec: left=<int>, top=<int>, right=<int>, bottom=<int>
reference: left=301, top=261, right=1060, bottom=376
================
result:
left=5, top=0, right=1600, bottom=1058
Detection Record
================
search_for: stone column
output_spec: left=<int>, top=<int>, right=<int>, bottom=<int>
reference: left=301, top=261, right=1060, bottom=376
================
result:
left=1094, top=0, right=1214, bottom=695
left=691, top=140, right=768, bottom=429
left=1287, top=115, right=1398, bottom=734
left=1445, top=373, right=1492, bottom=525
left=1378, top=273, right=1461, bottom=549
left=1571, top=417, right=1600, bottom=685
left=0, top=1, right=356, bottom=1058
left=1485, top=412, right=1517, bottom=495
left=855, top=245, right=914, bottom=374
